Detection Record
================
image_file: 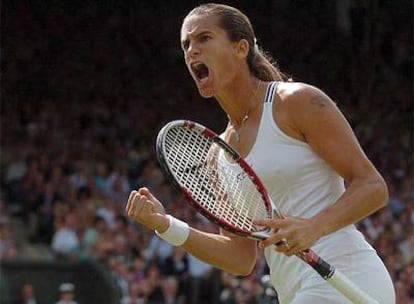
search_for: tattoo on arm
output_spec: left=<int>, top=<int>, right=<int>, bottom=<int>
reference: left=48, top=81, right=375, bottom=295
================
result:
left=310, top=95, right=328, bottom=107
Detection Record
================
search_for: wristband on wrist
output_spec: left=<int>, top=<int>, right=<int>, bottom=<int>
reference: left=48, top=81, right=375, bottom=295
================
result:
left=155, top=215, right=190, bottom=246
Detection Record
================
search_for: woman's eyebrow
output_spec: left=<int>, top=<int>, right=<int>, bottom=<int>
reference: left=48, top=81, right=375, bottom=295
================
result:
left=183, top=29, right=212, bottom=40
left=181, top=30, right=212, bottom=47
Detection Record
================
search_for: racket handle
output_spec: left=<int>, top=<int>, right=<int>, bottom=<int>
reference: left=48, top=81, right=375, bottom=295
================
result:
left=252, top=232, right=378, bottom=303
left=250, top=231, right=270, bottom=240
left=327, top=269, right=379, bottom=304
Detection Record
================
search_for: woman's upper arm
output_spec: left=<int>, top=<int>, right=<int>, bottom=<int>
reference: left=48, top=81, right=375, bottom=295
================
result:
left=276, top=83, right=388, bottom=233
left=280, top=83, right=382, bottom=183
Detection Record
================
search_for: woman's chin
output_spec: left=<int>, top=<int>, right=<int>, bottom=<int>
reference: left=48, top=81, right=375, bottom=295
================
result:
left=198, top=86, right=215, bottom=98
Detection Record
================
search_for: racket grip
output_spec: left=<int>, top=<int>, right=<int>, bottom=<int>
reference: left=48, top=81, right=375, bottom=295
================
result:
left=327, top=269, right=379, bottom=304
left=250, top=231, right=270, bottom=240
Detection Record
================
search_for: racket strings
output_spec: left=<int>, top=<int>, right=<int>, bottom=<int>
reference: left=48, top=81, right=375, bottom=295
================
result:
left=218, top=163, right=268, bottom=229
left=166, top=127, right=226, bottom=207
left=164, top=126, right=268, bottom=233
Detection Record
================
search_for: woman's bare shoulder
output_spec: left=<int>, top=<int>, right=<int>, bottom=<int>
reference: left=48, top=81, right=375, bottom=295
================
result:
left=277, top=82, right=331, bottom=105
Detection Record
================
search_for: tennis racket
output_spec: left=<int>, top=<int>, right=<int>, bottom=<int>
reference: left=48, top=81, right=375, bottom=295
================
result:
left=156, top=119, right=378, bottom=304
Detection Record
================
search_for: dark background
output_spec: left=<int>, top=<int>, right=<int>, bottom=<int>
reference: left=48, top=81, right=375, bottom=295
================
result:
left=3, top=1, right=412, bottom=155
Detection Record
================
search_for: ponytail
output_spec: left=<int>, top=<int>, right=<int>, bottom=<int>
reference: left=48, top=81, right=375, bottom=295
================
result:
left=248, top=43, right=286, bottom=81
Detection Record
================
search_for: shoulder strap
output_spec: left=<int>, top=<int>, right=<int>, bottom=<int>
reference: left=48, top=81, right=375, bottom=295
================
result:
left=264, top=81, right=279, bottom=104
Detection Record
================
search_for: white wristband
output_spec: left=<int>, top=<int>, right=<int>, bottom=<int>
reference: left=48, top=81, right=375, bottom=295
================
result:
left=155, top=215, right=190, bottom=246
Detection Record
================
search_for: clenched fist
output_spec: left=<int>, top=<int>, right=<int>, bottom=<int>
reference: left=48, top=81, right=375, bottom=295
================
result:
left=125, top=187, right=169, bottom=232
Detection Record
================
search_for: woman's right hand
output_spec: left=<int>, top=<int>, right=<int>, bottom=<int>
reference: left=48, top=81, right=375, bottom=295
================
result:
left=125, top=187, right=169, bottom=232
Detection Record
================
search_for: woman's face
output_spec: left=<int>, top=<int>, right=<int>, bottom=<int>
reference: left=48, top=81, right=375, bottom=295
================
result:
left=181, top=14, right=245, bottom=98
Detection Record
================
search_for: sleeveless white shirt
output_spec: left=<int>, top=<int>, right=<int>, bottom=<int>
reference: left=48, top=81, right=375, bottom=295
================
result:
left=245, top=82, right=375, bottom=298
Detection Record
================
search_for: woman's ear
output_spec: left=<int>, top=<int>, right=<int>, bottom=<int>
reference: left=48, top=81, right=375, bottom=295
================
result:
left=235, top=39, right=250, bottom=59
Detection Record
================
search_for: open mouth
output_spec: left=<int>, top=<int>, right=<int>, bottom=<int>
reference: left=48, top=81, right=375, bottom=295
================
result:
left=191, top=62, right=210, bottom=83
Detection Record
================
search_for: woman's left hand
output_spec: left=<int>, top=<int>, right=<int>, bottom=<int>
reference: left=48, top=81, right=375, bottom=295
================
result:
left=253, top=217, right=323, bottom=256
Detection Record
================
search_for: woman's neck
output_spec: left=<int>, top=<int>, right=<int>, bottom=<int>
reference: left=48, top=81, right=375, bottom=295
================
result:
left=217, top=77, right=263, bottom=126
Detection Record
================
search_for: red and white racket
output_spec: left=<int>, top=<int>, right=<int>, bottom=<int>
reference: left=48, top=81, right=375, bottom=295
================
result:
left=156, top=119, right=378, bottom=304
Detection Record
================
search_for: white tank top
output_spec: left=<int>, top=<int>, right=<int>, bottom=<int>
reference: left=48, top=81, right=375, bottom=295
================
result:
left=246, top=82, right=375, bottom=298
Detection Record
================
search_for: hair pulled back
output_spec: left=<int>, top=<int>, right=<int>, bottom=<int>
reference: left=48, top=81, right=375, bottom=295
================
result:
left=185, top=3, right=286, bottom=81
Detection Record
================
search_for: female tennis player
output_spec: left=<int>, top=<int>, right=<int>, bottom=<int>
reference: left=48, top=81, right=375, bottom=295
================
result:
left=125, top=3, right=395, bottom=303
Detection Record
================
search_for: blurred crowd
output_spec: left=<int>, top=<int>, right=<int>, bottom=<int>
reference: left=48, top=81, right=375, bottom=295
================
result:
left=1, top=1, right=413, bottom=303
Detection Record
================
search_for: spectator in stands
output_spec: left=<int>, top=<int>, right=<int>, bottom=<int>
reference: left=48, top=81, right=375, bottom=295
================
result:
left=51, top=212, right=79, bottom=259
left=161, top=276, right=181, bottom=304
left=186, top=253, right=215, bottom=304
left=120, top=281, right=145, bottom=304
left=55, top=282, right=79, bottom=304
left=0, top=222, right=18, bottom=260
left=161, top=247, right=189, bottom=302
left=129, top=255, right=146, bottom=283
left=13, top=282, right=40, bottom=304
left=144, top=263, right=166, bottom=304
left=35, top=182, right=62, bottom=244
left=143, top=230, right=173, bottom=265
